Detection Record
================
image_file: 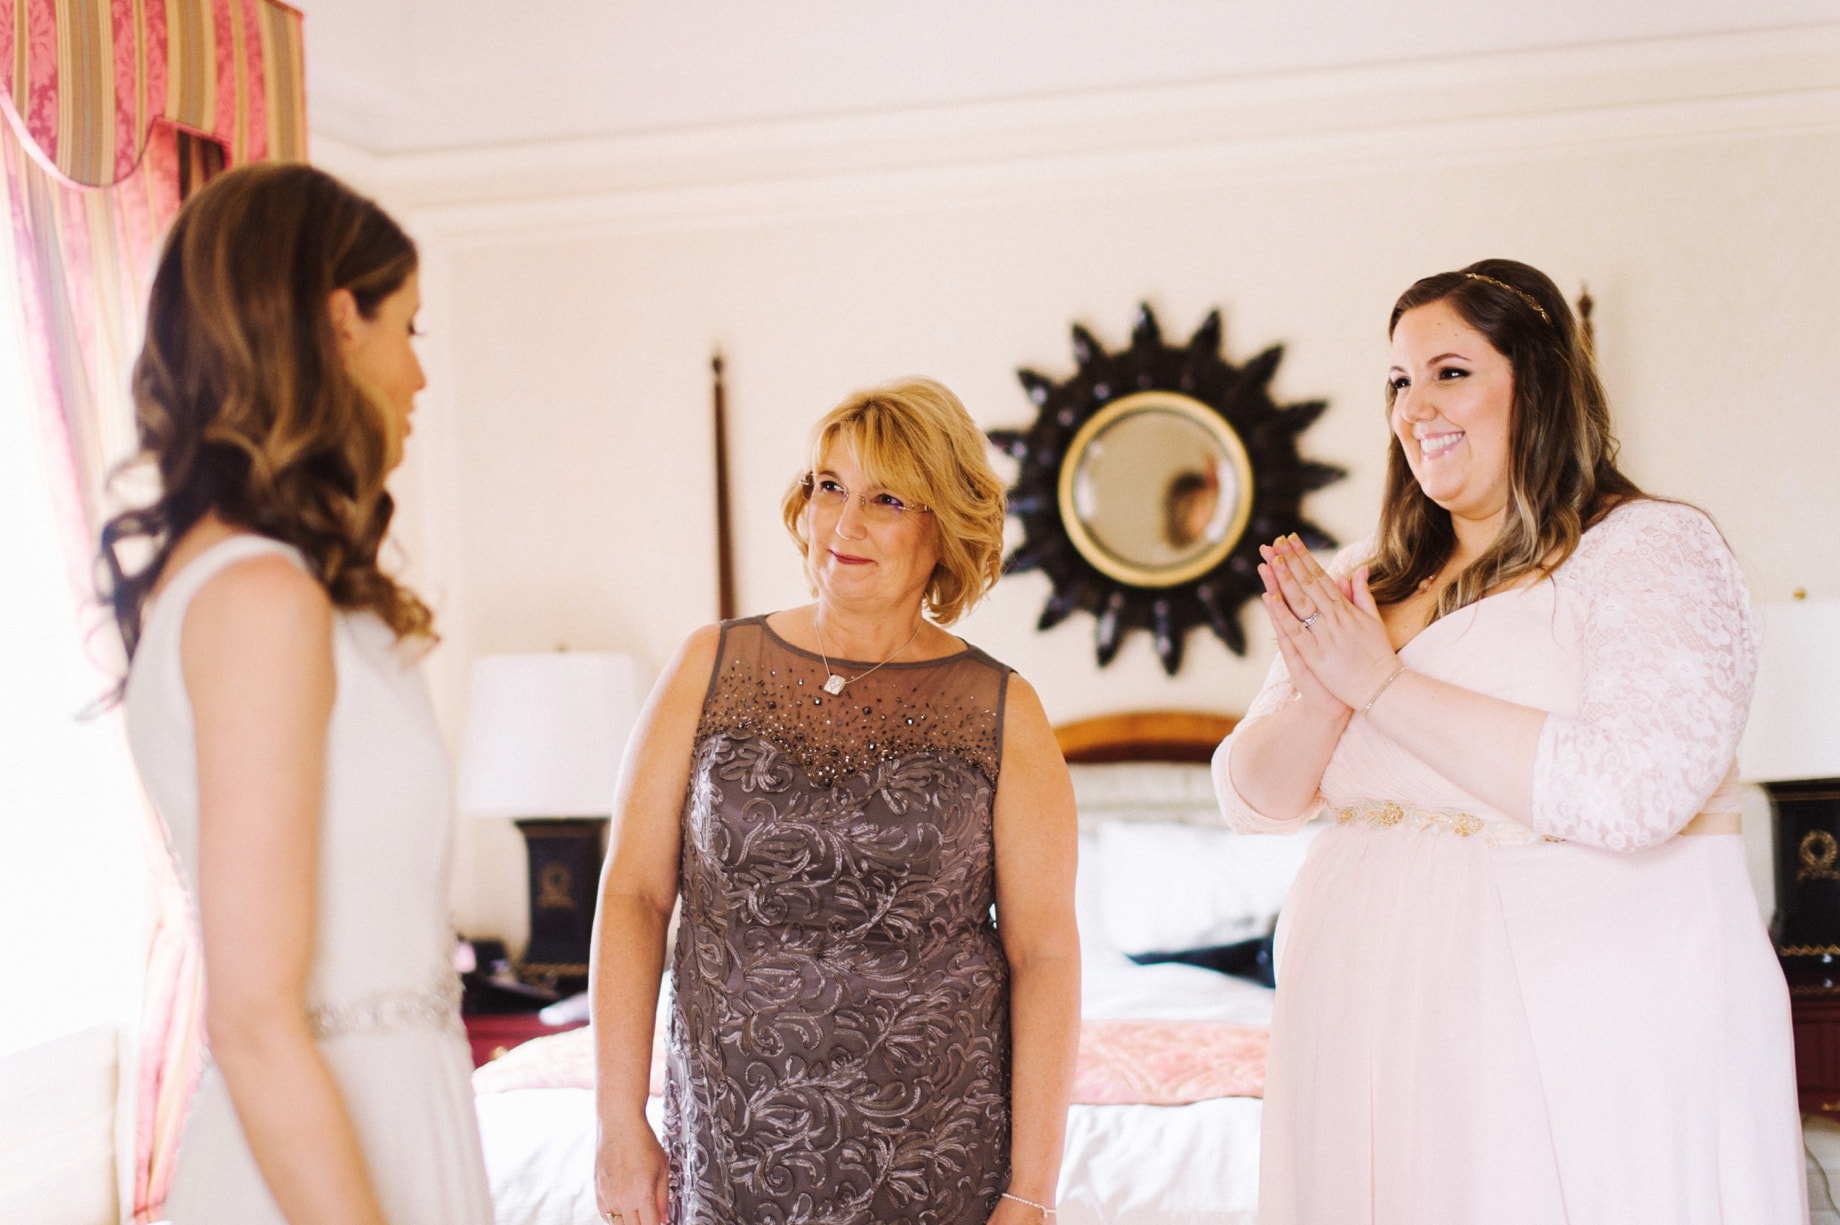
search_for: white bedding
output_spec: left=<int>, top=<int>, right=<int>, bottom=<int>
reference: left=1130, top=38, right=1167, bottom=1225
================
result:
left=472, top=761, right=1840, bottom=1222
left=1053, top=824, right=1272, bottom=1225
left=477, top=806, right=1280, bottom=1225
left=473, top=957, right=1840, bottom=1225
left=475, top=956, right=1270, bottom=1225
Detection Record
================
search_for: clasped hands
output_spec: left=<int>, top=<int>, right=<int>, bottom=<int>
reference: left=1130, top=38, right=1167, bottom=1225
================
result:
left=1257, top=534, right=1402, bottom=716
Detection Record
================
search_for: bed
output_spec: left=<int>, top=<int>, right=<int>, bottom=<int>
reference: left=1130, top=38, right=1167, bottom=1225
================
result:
left=472, top=709, right=1305, bottom=1225
left=470, top=707, right=1840, bottom=1223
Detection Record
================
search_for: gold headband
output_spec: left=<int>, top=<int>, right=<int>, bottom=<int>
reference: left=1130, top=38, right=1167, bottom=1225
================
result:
left=1462, top=272, right=1551, bottom=324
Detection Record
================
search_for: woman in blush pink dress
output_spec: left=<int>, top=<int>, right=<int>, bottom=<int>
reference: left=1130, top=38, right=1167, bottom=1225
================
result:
left=1212, top=258, right=1804, bottom=1224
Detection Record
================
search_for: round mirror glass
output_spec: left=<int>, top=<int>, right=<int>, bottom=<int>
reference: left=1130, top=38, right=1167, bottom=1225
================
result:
left=1057, top=392, right=1253, bottom=588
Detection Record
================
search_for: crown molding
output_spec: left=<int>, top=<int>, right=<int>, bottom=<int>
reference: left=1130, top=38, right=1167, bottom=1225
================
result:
left=310, top=24, right=1840, bottom=241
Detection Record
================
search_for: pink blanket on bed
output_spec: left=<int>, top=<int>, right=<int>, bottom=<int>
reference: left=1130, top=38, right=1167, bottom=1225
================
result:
left=472, top=1019, right=1267, bottom=1105
left=1073, top=1019, right=1267, bottom=1104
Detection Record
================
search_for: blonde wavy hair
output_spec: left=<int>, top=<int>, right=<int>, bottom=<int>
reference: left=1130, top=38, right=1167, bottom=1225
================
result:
left=780, top=378, right=1008, bottom=626
left=1366, top=258, right=1645, bottom=617
left=99, top=162, right=434, bottom=672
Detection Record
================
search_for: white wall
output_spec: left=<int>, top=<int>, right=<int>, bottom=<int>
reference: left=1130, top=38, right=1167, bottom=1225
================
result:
left=0, top=1026, right=120, bottom=1225
left=321, top=27, right=1840, bottom=947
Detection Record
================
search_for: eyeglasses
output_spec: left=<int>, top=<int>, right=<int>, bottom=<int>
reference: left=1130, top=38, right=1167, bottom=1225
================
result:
left=801, top=474, right=931, bottom=525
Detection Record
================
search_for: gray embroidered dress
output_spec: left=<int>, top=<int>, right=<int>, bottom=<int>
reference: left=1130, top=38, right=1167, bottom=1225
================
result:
left=666, top=616, right=1013, bottom=1225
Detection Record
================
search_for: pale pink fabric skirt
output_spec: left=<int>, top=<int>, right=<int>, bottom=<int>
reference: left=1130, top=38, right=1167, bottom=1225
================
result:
left=1261, top=821, right=1806, bottom=1225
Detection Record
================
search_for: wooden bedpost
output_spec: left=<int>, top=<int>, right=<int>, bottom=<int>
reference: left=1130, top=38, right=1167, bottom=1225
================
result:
left=713, top=352, right=736, bottom=622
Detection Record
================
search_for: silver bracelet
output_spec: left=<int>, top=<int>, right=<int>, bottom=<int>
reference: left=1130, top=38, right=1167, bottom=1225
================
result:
left=1001, top=1190, right=1057, bottom=1216
left=1362, top=664, right=1407, bottom=715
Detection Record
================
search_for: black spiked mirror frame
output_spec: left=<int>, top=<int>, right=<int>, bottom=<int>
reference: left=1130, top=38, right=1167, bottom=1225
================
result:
left=989, top=304, right=1345, bottom=675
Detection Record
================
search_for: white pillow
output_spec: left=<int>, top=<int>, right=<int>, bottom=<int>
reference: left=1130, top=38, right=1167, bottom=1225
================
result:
left=1094, top=820, right=1318, bottom=955
left=1074, top=831, right=1132, bottom=968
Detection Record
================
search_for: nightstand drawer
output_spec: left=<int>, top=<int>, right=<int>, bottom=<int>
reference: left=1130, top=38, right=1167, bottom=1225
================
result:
left=1792, top=992, right=1840, bottom=1118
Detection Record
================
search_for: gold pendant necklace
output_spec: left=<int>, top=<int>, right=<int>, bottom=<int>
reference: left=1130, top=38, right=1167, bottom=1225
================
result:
left=814, top=613, right=923, bottom=695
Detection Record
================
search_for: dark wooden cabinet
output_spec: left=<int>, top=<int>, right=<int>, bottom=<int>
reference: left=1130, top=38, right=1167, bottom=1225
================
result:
left=463, top=1010, right=585, bottom=1068
left=1791, top=989, right=1840, bottom=1119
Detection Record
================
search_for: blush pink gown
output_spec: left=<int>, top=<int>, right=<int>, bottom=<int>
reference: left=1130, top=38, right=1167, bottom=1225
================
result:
left=1213, top=500, right=1806, bottom=1224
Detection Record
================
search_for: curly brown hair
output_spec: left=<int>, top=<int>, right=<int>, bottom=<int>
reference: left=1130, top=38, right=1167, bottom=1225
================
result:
left=98, top=162, right=434, bottom=670
left=1365, top=257, right=1645, bottom=617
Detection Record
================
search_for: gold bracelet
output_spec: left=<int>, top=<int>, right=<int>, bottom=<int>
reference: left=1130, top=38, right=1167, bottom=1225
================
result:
left=1001, top=1190, right=1057, bottom=1216
left=1362, top=664, right=1407, bottom=715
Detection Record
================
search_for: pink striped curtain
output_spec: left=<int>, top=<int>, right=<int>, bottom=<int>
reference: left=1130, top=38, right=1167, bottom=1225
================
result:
left=0, top=3, right=305, bottom=1221
left=2, top=0, right=306, bottom=189
left=0, top=0, right=306, bottom=569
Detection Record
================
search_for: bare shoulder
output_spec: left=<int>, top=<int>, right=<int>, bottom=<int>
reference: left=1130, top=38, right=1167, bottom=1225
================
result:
left=661, top=623, right=724, bottom=693
left=182, top=553, right=333, bottom=681
left=999, top=673, right=1061, bottom=759
left=615, top=624, right=725, bottom=823
left=993, top=673, right=1076, bottom=839
left=633, top=623, right=726, bottom=737
left=1003, top=671, right=1049, bottom=725
left=188, top=553, right=329, bottom=634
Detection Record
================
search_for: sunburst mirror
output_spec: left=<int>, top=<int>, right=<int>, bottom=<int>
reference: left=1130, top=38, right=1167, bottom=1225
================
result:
left=989, top=304, right=1344, bottom=675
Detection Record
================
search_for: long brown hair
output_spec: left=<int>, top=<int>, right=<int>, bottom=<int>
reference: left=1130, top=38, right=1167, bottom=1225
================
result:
left=1365, top=258, right=1644, bottom=616
left=99, top=162, right=434, bottom=669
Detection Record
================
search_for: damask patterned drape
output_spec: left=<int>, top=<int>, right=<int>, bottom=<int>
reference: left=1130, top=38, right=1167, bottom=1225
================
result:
left=0, top=4, right=305, bottom=1220
left=2, top=0, right=304, bottom=186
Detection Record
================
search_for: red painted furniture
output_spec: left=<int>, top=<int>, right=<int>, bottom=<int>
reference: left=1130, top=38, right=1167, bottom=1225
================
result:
left=463, top=1010, right=586, bottom=1068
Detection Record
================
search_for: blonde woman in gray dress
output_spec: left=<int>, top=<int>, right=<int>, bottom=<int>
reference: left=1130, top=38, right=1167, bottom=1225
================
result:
left=591, top=378, right=1081, bottom=1225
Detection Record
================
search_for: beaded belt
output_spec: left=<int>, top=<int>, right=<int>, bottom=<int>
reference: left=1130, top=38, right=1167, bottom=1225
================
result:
left=1334, top=801, right=1562, bottom=847
left=306, top=968, right=465, bottom=1041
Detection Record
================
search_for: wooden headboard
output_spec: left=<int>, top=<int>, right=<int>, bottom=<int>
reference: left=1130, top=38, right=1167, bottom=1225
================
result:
left=1053, top=710, right=1238, bottom=764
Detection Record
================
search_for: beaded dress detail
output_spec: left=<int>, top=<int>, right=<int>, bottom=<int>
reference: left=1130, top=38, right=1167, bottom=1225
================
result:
left=667, top=616, right=1012, bottom=1225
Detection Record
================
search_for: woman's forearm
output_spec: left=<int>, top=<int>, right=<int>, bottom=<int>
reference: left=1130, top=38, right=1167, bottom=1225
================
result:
left=1362, top=670, right=1544, bottom=821
left=1003, top=949, right=1080, bottom=1206
left=210, top=1014, right=389, bottom=1225
left=591, top=894, right=671, bottom=1124
left=1254, top=539, right=1546, bottom=820
left=1220, top=697, right=1351, bottom=826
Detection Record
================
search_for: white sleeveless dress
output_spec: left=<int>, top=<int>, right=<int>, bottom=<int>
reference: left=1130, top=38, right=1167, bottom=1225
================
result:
left=124, top=535, right=492, bottom=1225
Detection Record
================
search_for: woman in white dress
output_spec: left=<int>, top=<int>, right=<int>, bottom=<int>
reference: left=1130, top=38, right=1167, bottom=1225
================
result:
left=101, top=164, right=492, bottom=1225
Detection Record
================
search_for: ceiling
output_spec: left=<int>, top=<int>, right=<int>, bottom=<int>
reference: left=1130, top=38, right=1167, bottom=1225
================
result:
left=293, top=0, right=1840, bottom=155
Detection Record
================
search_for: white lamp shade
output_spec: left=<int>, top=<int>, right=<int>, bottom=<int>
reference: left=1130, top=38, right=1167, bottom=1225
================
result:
left=457, top=652, right=646, bottom=818
left=1739, top=600, right=1840, bottom=783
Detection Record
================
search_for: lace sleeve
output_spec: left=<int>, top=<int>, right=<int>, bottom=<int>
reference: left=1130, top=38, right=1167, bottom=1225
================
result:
left=1211, top=536, right=1373, bottom=832
left=1530, top=502, right=1758, bottom=850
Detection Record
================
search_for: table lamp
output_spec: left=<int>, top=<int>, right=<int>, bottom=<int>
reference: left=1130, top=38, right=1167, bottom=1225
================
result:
left=1739, top=595, right=1840, bottom=985
left=457, top=651, right=644, bottom=991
